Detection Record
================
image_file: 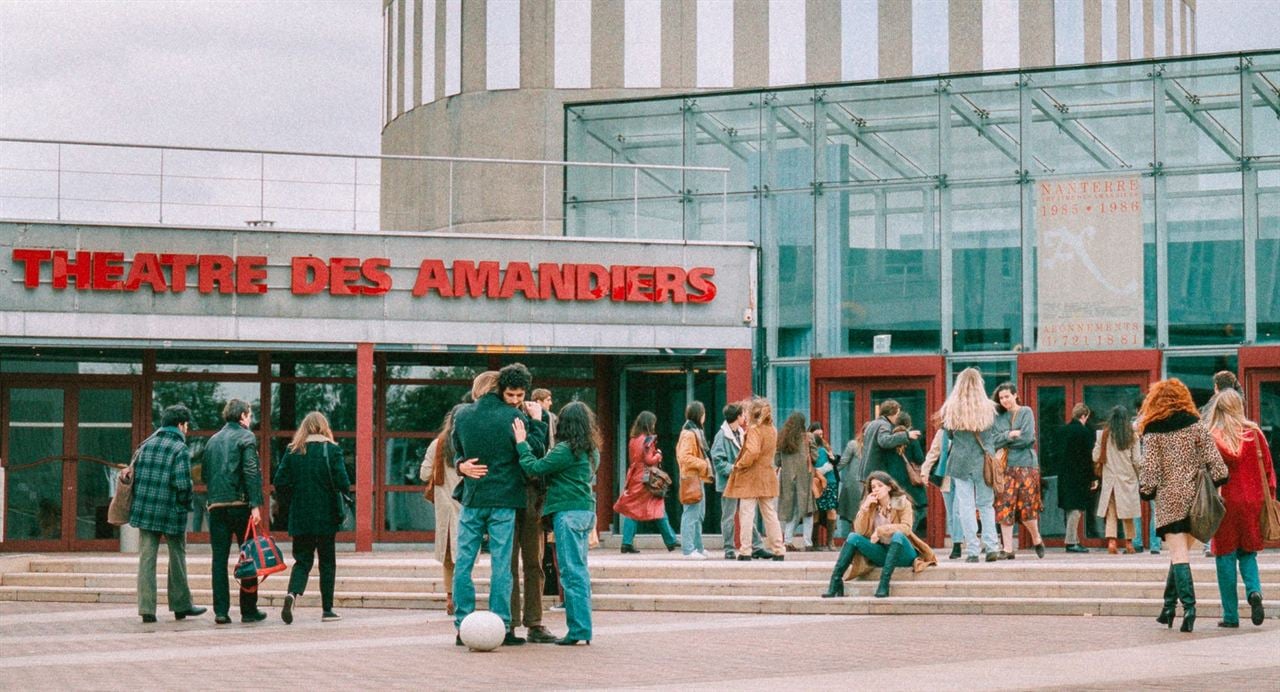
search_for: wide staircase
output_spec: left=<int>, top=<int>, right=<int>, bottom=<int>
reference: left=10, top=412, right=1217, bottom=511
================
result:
left=4, top=546, right=1280, bottom=619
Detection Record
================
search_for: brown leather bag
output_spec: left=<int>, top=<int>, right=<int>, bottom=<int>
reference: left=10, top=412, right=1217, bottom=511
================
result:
left=977, top=432, right=1007, bottom=489
left=1254, top=435, right=1280, bottom=542
left=811, top=472, right=828, bottom=498
left=679, top=474, right=703, bottom=504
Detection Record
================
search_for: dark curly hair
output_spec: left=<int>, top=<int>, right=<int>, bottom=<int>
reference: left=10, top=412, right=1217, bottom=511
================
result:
left=496, top=362, right=532, bottom=394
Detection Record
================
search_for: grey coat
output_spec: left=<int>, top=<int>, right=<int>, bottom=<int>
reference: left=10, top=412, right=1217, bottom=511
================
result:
left=992, top=408, right=1038, bottom=468
left=836, top=438, right=862, bottom=521
left=860, top=417, right=912, bottom=478
left=943, top=427, right=996, bottom=484
left=709, top=421, right=743, bottom=493
left=776, top=440, right=817, bottom=523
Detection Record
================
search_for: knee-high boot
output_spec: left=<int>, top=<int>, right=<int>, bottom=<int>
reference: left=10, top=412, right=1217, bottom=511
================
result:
left=1173, top=563, right=1196, bottom=632
left=1156, top=565, right=1177, bottom=627
left=822, top=539, right=858, bottom=598
left=874, top=542, right=903, bottom=598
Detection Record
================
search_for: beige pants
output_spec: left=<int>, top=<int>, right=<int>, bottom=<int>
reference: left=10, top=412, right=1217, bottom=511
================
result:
left=736, top=496, right=785, bottom=556
left=1103, top=496, right=1137, bottom=540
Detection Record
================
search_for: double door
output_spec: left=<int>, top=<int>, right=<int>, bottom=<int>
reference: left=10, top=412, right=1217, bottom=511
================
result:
left=2, top=382, right=139, bottom=550
left=1025, top=374, right=1147, bottom=546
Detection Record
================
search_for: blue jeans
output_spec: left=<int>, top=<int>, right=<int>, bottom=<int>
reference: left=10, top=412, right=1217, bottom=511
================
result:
left=1133, top=500, right=1162, bottom=551
left=944, top=484, right=960, bottom=543
left=553, top=510, right=594, bottom=641
left=721, top=496, right=764, bottom=554
left=846, top=532, right=918, bottom=567
left=453, top=506, right=516, bottom=629
left=680, top=495, right=705, bottom=555
left=1215, top=549, right=1262, bottom=625
left=620, top=514, right=678, bottom=547
left=952, top=477, right=999, bottom=557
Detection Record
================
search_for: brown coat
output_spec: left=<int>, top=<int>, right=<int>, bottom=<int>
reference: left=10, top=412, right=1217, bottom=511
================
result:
left=841, top=495, right=938, bottom=580
left=723, top=425, right=779, bottom=499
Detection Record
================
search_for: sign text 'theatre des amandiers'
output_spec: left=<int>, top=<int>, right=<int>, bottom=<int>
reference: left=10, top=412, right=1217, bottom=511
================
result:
left=9, top=249, right=718, bottom=304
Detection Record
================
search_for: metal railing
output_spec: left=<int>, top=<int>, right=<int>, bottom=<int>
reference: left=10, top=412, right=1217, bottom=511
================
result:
left=0, top=137, right=730, bottom=239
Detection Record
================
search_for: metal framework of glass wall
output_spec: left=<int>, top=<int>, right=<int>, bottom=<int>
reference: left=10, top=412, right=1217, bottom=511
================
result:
left=565, top=51, right=1280, bottom=418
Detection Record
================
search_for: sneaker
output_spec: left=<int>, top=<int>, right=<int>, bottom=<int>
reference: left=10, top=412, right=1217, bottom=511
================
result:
left=697, top=550, right=710, bottom=558
left=322, top=610, right=342, bottom=622
left=965, top=555, right=979, bottom=563
left=620, top=544, right=640, bottom=554
left=526, top=625, right=558, bottom=643
left=241, top=611, right=268, bottom=624
left=724, top=551, right=737, bottom=560
left=684, top=551, right=707, bottom=560
left=985, top=551, right=1000, bottom=562
left=502, top=631, right=526, bottom=646
left=281, top=593, right=295, bottom=625
left=1065, top=544, right=1090, bottom=554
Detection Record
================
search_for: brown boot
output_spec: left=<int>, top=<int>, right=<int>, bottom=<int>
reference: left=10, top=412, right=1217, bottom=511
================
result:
left=1107, top=539, right=1118, bottom=555
left=1123, top=540, right=1135, bottom=555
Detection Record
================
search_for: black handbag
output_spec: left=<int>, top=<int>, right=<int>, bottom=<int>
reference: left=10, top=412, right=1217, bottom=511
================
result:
left=322, top=444, right=355, bottom=527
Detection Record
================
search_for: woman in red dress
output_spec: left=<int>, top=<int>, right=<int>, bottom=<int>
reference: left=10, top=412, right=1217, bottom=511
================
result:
left=611, top=411, right=678, bottom=553
left=1205, top=389, right=1276, bottom=627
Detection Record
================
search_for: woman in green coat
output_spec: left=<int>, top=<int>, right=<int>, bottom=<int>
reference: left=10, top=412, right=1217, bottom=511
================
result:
left=513, top=401, right=599, bottom=646
left=273, top=411, right=350, bottom=624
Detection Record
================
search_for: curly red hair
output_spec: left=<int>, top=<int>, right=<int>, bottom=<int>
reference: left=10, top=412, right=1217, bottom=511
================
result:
left=1137, top=378, right=1199, bottom=432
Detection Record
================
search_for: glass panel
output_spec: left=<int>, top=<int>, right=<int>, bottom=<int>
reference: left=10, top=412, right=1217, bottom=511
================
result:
left=1161, top=58, right=1242, bottom=169
left=566, top=197, right=684, bottom=240
left=4, top=388, right=64, bottom=541
left=1033, top=385, right=1068, bottom=539
left=0, top=349, right=142, bottom=375
left=621, top=369, right=686, bottom=535
left=946, top=75, right=1022, bottom=183
left=187, top=436, right=210, bottom=532
left=1246, top=56, right=1280, bottom=158
left=1257, top=169, right=1280, bottom=342
left=1165, top=172, right=1243, bottom=346
left=687, top=192, right=757, bottom=244
left=1164, top=354, right=1237, bottom=409
left=383, top=357, right=490, bottom=380
left=949, top=360, right=1015, bottom=397
left=772, top=190, right=814, bottom=356
left=869, top=388, right=927, bottom=438
left=826, top=390, right=857, bottom=461
left=384, top=490, right=435, bottom=531
left=952, top=183, right=1018, bottom=351
left=1259, top=380, right=1280, bottom=456
left=272, top=356, right=356, bottom=379
left=156, top=349, right=259, bottom=373
left=1081, top=384, right=1144, bottom=429
left=687, top=93, right=761, bottom=195
left=385, top=437, right=430, bottom=486
left=385, top=384, right=471, bottom=433
left=773, top=363, right=810, bottom=425
left=271, top=382, right=356, bottom=431
left=1027, top=64, right=1154, bottom=176
left=76, top=388, right=133, bottom=540
left=564, top=100, right=683, bottom=205
left=154, top=381, right=261, bottom=432
left=821, top=80, right=939, bottom=185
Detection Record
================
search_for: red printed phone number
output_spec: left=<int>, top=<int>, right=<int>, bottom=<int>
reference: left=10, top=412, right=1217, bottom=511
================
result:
left=1041, top=333, right=1140, bottom=347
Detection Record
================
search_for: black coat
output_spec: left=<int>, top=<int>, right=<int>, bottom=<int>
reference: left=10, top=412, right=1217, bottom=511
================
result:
left=273, top=438, right=351, bottom=536
left=1057, top=420, right=1097, bottom=511
left=450, top=393, right=548, bottom=509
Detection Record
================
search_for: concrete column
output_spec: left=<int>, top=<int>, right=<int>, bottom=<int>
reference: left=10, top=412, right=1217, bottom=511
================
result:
left=1117, top=0, right=1131, bottom=60
left=734, top=0, right=767, bottom=87
left=879, top=0, right=911, bottom=78
left=521, top=0, right=550, bottom=88
left=1164, top=0, right=1173, bottom=56
left=413, top=0, right=424, bottom=106
left=1143, top=0, right=1154, bottom=57
left=396, top=0, right=407, bottom=115
left=435, top=0, right=447, bottom=100
left=1084, top=0, right=1101, bottom=63
left=1019, top=0, right=1054, bottom=68
left=807, top=0, right=840, bottom=84
left=592, top=0, right=624, bottom=88
left=461, top=0, right=485, bottom=93
left=662, top=0, right=695, bottom=89
left=950, top=0, right=983, bottom=74
left=385, top=5, right=394, bottom=123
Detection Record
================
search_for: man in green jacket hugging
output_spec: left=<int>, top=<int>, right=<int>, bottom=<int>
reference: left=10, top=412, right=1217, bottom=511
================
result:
left=453, top=363, right=547, bottom=647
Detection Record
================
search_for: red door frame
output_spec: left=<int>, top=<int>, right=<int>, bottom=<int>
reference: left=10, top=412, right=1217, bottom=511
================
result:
left=811, top=355, right=947, bottom=546
left=1240, top=345, right=1280, bottom=549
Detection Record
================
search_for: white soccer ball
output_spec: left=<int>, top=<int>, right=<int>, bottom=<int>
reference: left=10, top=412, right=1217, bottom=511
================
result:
left=459, top=610, right=506, bottom=651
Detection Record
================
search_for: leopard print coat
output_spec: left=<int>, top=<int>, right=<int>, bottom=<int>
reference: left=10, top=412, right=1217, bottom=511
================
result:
left=1138, top=413, right=1229, bottom=531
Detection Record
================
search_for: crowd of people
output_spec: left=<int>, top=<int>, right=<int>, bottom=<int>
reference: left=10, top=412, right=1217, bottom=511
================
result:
left=124, top=363, right=1273, bottom=645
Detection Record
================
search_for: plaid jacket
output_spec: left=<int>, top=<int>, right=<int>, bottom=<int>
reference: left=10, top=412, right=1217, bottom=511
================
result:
left=128, top=427, right=193, bottom=535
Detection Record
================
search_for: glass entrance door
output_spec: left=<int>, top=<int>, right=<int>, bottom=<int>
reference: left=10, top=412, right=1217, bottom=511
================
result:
left=2, top=383, right=137, bottom=550
left=1027, top=374, right=1146, bottom=547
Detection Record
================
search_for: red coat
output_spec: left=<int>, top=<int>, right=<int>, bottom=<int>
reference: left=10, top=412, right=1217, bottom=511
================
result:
left=1211, top=428, right=1277, bottom=556
left=612, top=435, right=666, bottom=522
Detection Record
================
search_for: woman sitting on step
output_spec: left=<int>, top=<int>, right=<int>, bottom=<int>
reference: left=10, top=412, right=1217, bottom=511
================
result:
left=822, top=471, right=936, bottom=598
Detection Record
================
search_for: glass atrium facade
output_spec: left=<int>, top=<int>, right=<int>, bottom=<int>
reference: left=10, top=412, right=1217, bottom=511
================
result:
left=565, top=52, right=1280, bottom=420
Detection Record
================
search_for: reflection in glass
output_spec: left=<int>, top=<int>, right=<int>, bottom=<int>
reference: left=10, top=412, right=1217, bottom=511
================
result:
left=953, top=185, right=1019, bottom=351
left=826, top=390, right=856, bottom=454
left=1163, top=354, right=1237, bottom=409
left=384, top=491, right=434, bottom=531
left=4, top=388, right=64, bottom=540
left=1165, top=173, right=1243, bottom=346
left=1033, top=385, right=1068, bottom=538
left=774, top=364, right=810, bottom=427
left=154, top=380, right=261, bottom=432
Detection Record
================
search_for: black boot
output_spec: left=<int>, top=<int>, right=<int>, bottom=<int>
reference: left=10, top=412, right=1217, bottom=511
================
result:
left=1173, top=563, right=1196, bottom=633
left=1156, top=565, right=1177, bottom=627
left=822, top=540, right=858, bottom=598
left=949, top=542, right=962, bottom=560
left=874, top=543, right=903, bottom=598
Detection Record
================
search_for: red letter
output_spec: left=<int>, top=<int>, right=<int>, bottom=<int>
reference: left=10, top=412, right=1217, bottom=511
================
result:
left=52, top=250, right=92, bottom=290
left=609, top=264, right=628, bottom=301
left=124, top=253, right=167, bottom=292
left=498, top=262, right=538, bottom=299
left=411, top=259, right=452, bottom=297
left=236, top=256, right=268, bottom=294
left=329, top=257, right=361, bottom=296
left=453, top=260, right=501, bottom=298
left=686, top=267, right=717, bottom=303
left=538, top=263, right=575, bottom=300
left=159, top=254, right=198, bottom=293
left=198, top=255, right=235, bottom=294
left=653, top=266, right=687, bottom=303
left=92, top=252, right=125, bottom=290
left=360, top=258, right=392, bottom=295
left=12, top=248, right=52, bottom=288
left=574, top=264, right=608, bottom=301
left=624, top=266, right=655, bottom=302
left=291, top=257, right=327, bottom=295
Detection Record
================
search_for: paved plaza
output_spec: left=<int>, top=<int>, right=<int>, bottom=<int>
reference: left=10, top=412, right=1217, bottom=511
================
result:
left=2, top=597, right=1277, bottom=690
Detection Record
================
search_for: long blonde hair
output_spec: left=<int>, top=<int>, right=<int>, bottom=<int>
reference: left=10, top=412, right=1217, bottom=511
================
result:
left=748, top=397, right=774, bottom=427
left=288, top=411, right=334, bottom=453
left=1204, top=389, right=1259, bottom=455
left=938, top=367, right=996, bottom=432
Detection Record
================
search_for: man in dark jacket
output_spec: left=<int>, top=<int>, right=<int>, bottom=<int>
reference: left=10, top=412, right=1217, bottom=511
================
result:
left=500, top=367, right=553, bottom=643
left=1059, top=403, right=1096, bottom=553
left=131, top=405, right=206, bottom=623
left=202, top=398, right=267, bottom=624
left=453, top=365, right=547, bottom=646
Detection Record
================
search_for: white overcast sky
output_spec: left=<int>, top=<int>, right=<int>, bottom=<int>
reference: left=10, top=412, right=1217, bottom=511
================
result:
left=0, top=0, right=1278, bottom=156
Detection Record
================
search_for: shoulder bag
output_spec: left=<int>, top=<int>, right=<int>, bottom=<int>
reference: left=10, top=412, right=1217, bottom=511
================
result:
left=1253, top=434, right=1280, bottom=542
left=1188, top=461, right=1227, bottom=543
left=322, top=443, right=355, bottom=527
left=1093, top=429, right=1110, bottom=478
left=108, top=433, right=155, bottom=526
left=643, top=466, right=672, bottom=498
left=977, top=432, right=1007, bottom=489
left=234, top=519, right=288, bottom=590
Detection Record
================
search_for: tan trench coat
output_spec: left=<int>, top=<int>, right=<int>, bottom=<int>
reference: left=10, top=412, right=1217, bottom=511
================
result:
left=723, top=425, right=779, bottom=499
left=420, top=438, right=460, bottom=564
left=1093, top=432, right=1143, bottom=519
